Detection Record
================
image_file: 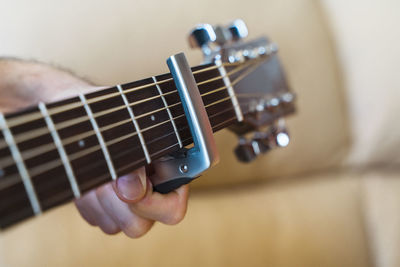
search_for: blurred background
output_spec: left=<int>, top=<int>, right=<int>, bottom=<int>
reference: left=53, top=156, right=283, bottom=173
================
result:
left=0, top=0, right=399, bottom=266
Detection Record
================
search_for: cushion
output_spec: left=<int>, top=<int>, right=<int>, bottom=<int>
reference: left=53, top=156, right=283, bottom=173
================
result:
left=322, top=0, right=400, bottom=166
left=0, top=172, right=370, bottom=267
left=0, top=0, right=349, bottom=188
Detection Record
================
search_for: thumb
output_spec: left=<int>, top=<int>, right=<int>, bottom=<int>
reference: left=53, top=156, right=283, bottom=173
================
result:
left=113, top=167, right=147, bottom=203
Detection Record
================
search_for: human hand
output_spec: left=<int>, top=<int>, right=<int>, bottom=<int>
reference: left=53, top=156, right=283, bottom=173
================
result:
left=0, top=58, right=189, bottom=237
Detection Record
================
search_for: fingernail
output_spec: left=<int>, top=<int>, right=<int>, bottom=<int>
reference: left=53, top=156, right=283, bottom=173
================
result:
left=116, top=173, right=146, bottom=201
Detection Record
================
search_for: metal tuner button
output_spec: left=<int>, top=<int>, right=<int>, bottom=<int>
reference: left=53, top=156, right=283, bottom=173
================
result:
left=234, top=137, right=258, bottom=163
left=188, top=24, right=217, bottom=55
left=227, top=19, right=248, bottom=41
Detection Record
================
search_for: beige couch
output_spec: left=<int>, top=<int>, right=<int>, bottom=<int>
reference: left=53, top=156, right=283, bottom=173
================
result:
left=0, top=0, right=399, bottom=266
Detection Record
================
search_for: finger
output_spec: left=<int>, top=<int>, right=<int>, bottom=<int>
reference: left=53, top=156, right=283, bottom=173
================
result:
left=113, top=167, right=147, bottom=203
left=130, top=182, right=189, bottom=225
left=74, top=192, right=97, bottom=226
left=96, top=183, right=154, bottom=238
left=75, top=190, right=120, bottom=235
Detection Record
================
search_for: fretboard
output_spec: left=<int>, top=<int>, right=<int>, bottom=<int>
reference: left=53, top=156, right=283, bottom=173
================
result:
left=0, top=60, right=255, bottom=229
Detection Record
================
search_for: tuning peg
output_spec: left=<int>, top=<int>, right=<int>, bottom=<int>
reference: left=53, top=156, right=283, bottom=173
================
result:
left=234, top=137, right=258, bottom=163
left=188, top=24, right=217, bottom=55
left=252, top=132, right=272, bottom=154
left=213, top=25, right=232, bottom=46
left=227, top=19, right=248, bottom=41
left=273, top=130, right=290, bottom=148
left=271, top=120, right=290, bottom=148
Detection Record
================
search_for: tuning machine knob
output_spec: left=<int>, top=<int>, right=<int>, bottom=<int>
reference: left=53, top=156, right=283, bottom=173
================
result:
left=270, top=119, right=290, bottom=148
left=252, top=132, right=272, bottom=154
left=273, top=129, right=290, bottom=148
left=234, top=120, right=291, bottom=163
left=234, top=137, right=258, bottom=163
left=189, top=19, right=249, bottom=57
left=188, top=24, right=217, bottom=56
left=227, top=19, right=248, bottom=41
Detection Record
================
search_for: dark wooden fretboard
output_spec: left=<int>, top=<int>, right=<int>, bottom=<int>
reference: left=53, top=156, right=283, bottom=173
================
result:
left=0, top=60, right=256, bottom=229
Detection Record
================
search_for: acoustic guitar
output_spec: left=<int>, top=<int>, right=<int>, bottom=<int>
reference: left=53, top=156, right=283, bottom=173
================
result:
left=0, top=19, right=295, bottom=229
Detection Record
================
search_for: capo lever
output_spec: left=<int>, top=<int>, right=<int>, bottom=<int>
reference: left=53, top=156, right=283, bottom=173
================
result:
left=151, top=53, right=219, bottom=194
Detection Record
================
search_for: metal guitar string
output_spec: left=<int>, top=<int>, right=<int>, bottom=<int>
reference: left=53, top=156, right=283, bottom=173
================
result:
left=3, top=61, right=244, bottom=129
left=0, top=58, right=258, bottom=148
left=0, top=58, right=266, bottom=190
left=0, top=104, right=242, bottom=191
left=0, top=58, right=265, bottom=171
left=0, top=58, right=264, bottom=173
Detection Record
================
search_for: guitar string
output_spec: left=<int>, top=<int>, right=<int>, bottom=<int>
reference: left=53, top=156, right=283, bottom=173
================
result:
left=0, top=105, right=240, bottom=191
left=2, top=84, right=234, bottom=166
left=0, top=62, right=253, bottom=166
left=0, top=114, right=239, bottom=200
left=0, top=58, right=265, bottom=172
left=0, top=59, right=264, bottom=193
left=0, top=58, right=268, bottom=186
left=34, top=103, right=240, bottom=179
left=0, top=57, right=265, bottom=173
left=0, top=68, right=253, bottom=171
left=0, top=58, right=260, bottom=148
left=76, top=114, right=239, bottom=192
left=3, top=61, right=246, bottom=128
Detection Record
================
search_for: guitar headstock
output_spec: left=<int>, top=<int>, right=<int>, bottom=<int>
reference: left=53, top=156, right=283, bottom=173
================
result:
left=189, top=19, right=296, bottom=162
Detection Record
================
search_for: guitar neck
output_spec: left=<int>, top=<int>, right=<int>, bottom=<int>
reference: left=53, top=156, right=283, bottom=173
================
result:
left=0, top=61, right=251, bottom=229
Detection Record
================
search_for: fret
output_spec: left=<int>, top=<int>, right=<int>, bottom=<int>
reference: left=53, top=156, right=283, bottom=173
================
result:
left=192, top=64, right=237, bottom=126
left=121, top=77, right=181, bottom=159
left=0, top=131, right=35, bottom=228
left=117, top=84, right=151, bottom=164
left=79, top=93, right=117, bottom=180
left=5, top=108, right=76, bottom=211
left=154, top=73, right=192, bottom=145
left=215, top=58, right=243, bottom=122
left=38, top=102, right=80, bottom=198
left=152, top=76, right=183, bottom=148
left=83, top=86, right=147, bottom=178
left=49, top=96, right=112, bottom=193
left=0, top=62, right=243, bottom=228
left=0, top=113, right=41, bottom=215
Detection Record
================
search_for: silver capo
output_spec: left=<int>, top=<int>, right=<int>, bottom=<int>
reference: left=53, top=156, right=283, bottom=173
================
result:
left=151, top=53, right=219, bottom=193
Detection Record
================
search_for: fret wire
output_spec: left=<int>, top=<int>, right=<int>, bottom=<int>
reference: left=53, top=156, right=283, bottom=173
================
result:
left=0, top=60, right=260, bottom=171
left=13, top=89, right=179, bottom=144
left=5, top=63, right=233, bottom=128
left=153, top=76, right=183, bottom=148
left=6, top=100, right=235, bottom=179
left=61, top=114, right=238, bottom=196
left=0, top=58, right=268, bottom=227
left=117, top=84, right=151, bottom=164
left=2, top=101, right=184, bottom=165
left=0, top=104, right=238, bottom=191
left=215, top=58, right=243, bottom=122
left=13, top=97, right=240, bottom=180
left=2, top=59, right=259, bottom=146
left=27, top=113, right=186, bottom=178
left=79, top=93, right=117, bottom=180
left=0, top=113, right=42, bottom=215
left=38, top=102, right=81, bottom=198
left=0, top=94, right=203, bottom=169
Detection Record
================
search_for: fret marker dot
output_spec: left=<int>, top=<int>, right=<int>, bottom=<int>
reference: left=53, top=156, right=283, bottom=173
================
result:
left=150, top=115, right=156, bottom=121
left=78, top=140, right=85, bottom=148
